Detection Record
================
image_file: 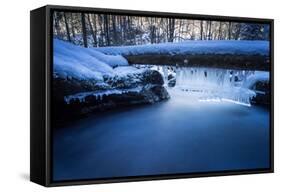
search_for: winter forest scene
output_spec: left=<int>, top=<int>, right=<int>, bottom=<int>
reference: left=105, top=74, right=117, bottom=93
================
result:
left=52, top=11, right=271, bottom=181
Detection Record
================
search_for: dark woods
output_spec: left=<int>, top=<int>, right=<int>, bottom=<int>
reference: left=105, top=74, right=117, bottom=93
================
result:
left=53, top=11, right=270, bottom=48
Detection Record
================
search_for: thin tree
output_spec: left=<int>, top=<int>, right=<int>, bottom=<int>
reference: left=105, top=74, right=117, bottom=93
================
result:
left=70, top=13, right=76, bottom=39
left=98, top=15, right=105, bottom=46
left=167, top=18, right=175, bottom=42
left=233, top=23, right=242, bottom=40
left=218, top=22, right=222, bottom=40
left=104, top=15, right=110, bottom=46
left=149, top=17, right=156, bottom=44
left=87, top=14, right=97, bottom=46
left=190, top=20, right=196, bottom=40
left=81, top=13, right=88, bottom=47
left=178, top=19, right=183, bottom=42
left=208, top=21, right=212, bottom=40
left=63, top=13, right=71, bottom=42
left=228, top=21, right=232, bottom=40
left=54, top=12, right=63, bottom=39
left=200, top=20, right=203, bottom=40
left=112, top=15, right=118, bottom=45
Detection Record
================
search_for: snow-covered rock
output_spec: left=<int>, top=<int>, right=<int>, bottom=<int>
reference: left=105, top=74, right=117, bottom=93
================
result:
left=244, top=71, right=270, bottom=105
left=243, top=71, right=269, bottom=89
left=53, top=68, right=170, bottom=124
left=53, top=39, right=128, bottom=81
left=52, top=39, right=170, bottom=124
left=63, top=68, right=169, bottom=106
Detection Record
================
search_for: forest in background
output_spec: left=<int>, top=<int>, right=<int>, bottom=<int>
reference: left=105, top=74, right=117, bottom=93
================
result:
left=53, top=11, right=270, bottom=48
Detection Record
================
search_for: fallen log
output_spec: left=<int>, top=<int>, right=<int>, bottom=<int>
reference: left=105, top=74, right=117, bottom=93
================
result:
left=95, top=40, right=269, bottom=71
left=125, top=54, right=270, bottom=71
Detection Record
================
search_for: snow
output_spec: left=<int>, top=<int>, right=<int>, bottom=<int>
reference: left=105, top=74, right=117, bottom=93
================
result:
left=54, top=39, right=269, bottom=83
left=94, top=40, right=269, bottom=56
left=113, top=66, right=146, bottom=77
left=54, top=38, right=269, bottom=107
left=53, top=39, right=129, bottom=80
left=53, top=55, right=105, bottom=80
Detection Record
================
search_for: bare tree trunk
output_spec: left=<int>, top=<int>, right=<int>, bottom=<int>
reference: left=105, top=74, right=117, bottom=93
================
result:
left=104, top=15, right=110, bottom=46
left=228, top=22, right=231, bottom=40
left=98, top=15, right=104, bottom=46
left=90, top=14, right=98, bottom=46
left=208, top=21, right=212, bottom=40
left=234, top=23, right=242, bottom=40
left=205, top=21, right=208, bottom=39
left=149, top=18, right=156, bottom=44
left=190, top=20, right=195, bottom=40
left=178, top=19, right=182, bottom=42
left=151, top=26, right=156, bottom=44
left=168, top=18, right=175, bottom=42
left=63, top=13, right=71, bottom=42
left=200, top=20, right=203, bottom=40
left=119, top=16, right=123, bottom=44
left=70, top=13, right=76, bottom=39
left=81, top=13, right=88, bottom=48
left=218, top=22, right=222, bottom=40
left=54, top=12, right=62, bottom=39
left=112, top=15, right=118, bottom=45
left=122, top=16, right=127, bottom=44
left=87, top=14, right=97, bottom=46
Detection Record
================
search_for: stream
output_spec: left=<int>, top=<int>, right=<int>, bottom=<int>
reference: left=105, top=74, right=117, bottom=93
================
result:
left=53, top=85, right=270, bottom=181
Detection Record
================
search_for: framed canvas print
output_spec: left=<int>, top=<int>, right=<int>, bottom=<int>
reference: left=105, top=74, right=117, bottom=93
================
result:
left=30, top=5, right=274, bottom=187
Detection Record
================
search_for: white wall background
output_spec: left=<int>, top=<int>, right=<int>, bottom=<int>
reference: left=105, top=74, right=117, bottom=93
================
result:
left=0, top=0, right=279, bottom=191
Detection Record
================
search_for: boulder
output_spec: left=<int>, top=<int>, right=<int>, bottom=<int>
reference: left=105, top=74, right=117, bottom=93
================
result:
left=52, top=69, right=170, bottom=126
left=250, top=80, right=270, bottom=106
left=142, top=70, right=164, bottom=85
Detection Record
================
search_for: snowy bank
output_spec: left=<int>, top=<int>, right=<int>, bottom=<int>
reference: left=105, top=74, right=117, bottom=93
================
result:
left=53, top=39, right=128, bottom=80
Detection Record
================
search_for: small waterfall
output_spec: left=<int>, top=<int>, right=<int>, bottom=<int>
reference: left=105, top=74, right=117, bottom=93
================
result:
left=158, top=66, right=256, bottom=106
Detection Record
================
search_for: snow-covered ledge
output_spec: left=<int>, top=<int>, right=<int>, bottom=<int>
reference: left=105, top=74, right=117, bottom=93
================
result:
left=96, top=40, right=269, bottom=71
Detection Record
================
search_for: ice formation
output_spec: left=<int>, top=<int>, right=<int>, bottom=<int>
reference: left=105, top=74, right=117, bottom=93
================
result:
left=64, top=87, right=142, bottom=104
left=157, top=66, right=260, bottom=106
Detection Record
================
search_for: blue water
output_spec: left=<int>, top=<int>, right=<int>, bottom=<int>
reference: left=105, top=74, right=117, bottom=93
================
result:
left=53, top=90, right=270, bottom=181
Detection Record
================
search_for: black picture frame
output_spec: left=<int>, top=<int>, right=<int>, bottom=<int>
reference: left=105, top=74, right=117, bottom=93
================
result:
left=30, top=5, right=274, bottom=187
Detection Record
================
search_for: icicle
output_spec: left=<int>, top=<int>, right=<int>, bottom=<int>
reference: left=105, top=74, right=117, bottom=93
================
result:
left=174, top=67, right=256, bottom=106
left=162, top=66, right=168, bottom=85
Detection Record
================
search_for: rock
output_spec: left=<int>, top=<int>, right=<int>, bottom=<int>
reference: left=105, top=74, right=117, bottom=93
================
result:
left=53, top=77, right=110, bottom=96
left=105, top=73, right=141, bottom=89
left=167, top=73, right=176, bottom=87
left=148, top=85, right=170, bottom=101
left=168, top=79, right=176, bottom=87
left=250, top=80, right=270, bottom=106
left=52, top=69, right=170, bottom=126
left=167, top=74, right=174, bottom=80
left=142, top=70, right=164, bottom=85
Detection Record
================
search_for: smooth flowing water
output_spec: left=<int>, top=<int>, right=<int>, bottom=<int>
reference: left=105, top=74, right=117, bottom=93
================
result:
left=53, top=87, right=270, bottom=181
